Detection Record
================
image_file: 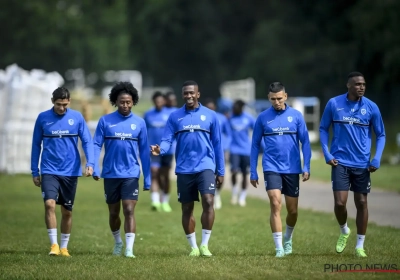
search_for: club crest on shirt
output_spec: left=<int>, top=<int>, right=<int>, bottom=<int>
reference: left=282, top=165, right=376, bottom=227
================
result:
left=131, top=124, right=136, bottom=130
left=200, top=115, right=206, bottom=121
left=68, top=119, right=74, bottom=125
left=361, top=109, right=366, bottom=115
left=287, top=116, right=293, bottom=122
left=162, top=114, right=168, bottom=121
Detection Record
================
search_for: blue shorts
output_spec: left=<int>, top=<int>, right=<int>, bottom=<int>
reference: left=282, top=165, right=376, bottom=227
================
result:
left=41, top=174, right=78, bottom=211
left=177, top=170, right=216, bottom=203
left=263, top=172, right=300, bottom=197
left=332, top=164, right=371, bottom=193
left=104, top=178, right=139, bottom=204
left=230, top=154, right=250, bottom=174
left=150, top=154, right=174, bottom=168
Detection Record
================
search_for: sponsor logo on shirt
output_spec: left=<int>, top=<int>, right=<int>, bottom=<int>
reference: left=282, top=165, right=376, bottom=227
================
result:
left=183, top=124, right=201, bottom=129
left=272, top=127, right=290, bottom=132
left=52, top=130, right=70, bottom=134
left=343, top=116, right=360, bottom=122
left=115, top=132, right=132, bottom=137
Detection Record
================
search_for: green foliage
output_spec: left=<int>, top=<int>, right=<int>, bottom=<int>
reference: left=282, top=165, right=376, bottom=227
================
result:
left=0, top=175, right=399, bottom=279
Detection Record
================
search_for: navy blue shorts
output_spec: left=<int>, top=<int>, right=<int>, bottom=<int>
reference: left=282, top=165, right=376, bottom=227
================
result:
left=104, top=178, right=139, bottom=204
left=150, top=154, right=174, bottom=168
left=230, top=154, right=250, bottom=174
left=263, top=172, right=300, bottom=197
left=41, top=174, right=78, bottom=211
left=332, top=164, right=371, bottom=193
left=177, top=170, right=216, bottom=203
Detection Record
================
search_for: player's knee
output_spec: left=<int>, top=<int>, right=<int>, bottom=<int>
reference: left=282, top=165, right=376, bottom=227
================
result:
left=287, top=207, right=298, bottom=216
left=44, top=200, right=56, bottom=211
left=202, top=197, right=214, bottom=210
left=270, top=199, right=281, bottom=212
left=61, top=208, right=72, bottom=218
left=355, top=198, right=368, bottom=209
left=123, top=206, right=134, bottom=217
left=334, top=200, right=346, bottom=208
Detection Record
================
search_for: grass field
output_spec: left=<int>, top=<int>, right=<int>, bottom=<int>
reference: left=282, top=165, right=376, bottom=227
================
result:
left=0, top=175, right=399, bottom=279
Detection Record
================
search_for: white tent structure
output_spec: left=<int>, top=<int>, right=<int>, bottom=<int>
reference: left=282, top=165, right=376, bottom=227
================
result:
left=0, top=64, right=64, bottom=174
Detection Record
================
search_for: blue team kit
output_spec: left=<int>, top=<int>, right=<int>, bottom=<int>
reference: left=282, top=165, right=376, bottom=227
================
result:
left=159, top=103, right=225, bottom=176
left=320, top=93, right=386, bottom=169
left=31, top=108, right=94, bottom=177
left=250, top=105, right=311, bottom=182
left=93, top=111, right=151, bottom=190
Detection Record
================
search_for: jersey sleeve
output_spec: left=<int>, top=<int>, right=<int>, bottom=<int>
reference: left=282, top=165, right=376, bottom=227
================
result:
left=319, top=99, right=334, bottom=163
left=211, top=113, right=225, bottom=176
left=93, top=117, right=105, bottom=177
left=297, top=112, right=311, bottom=173
left=31, top=115, right=43, bottom=177
left=370, top=104, right=386, bottom=168
left=159, top=115, right=176, bottom=155
left=250, top=115, right=263, bottom=180
left=138, top=121, right=151, bottom=190
left=78, top=114, right=94, bottom=168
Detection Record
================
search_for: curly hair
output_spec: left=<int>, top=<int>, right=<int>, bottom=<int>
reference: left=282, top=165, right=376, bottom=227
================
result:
left=109, top=82, right=139, bottom=107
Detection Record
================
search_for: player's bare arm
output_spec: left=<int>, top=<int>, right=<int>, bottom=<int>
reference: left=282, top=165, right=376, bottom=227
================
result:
left=216, top=176, right=224, bottom=186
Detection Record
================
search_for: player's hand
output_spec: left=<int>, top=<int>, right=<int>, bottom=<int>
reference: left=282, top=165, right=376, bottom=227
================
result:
left=250, top=179, right=258, bottom=188
left=93, top=176, right=101, bottom=181
left=302, top=172, right=310, bottom=182
left=327, top=159, right=338, bottom=167
left=33, top=177, right=41, bottom=187
left=85, top=166, right=93, bottom=177
left=150, top=144, right=160, bottom=156
left=368, top=165, right=378, bottom=173
left=216, top=176, right=224, bottom=186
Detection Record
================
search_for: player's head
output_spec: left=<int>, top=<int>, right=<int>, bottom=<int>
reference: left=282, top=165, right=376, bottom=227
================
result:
left=232, top=99, right=245, bottom=115
left=165, top=91, right=177, bottom=108
left=51, top=87, right=71, bottom=115
left=109, top=81, right=139, bottom=116
left=203, top=98, right=216, bottom=111
left=152, top=91, right=165, bottom=111
left=268, top=82, right=287, bottom=111
left=347, top=72, right=365, bottom=100
left=182, top=80, right=200, bottom=110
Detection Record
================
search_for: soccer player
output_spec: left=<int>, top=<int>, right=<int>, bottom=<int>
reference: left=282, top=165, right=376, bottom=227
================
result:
left=150, top=80, right=224, bottom=257
left=143, top=91, right=173, bottom=212
left=204, top=98, right=231, bottom=209
left=250, top=82, right=311, bottom=258
left=93, top=82, right=151, bottom=258
left=31, top=87, right=94, bottom=257
left=165, top=91, right=178, bottom=109
left=319, top=72, right=386, bottom=258
left=229, top=99, right=255, bottom=207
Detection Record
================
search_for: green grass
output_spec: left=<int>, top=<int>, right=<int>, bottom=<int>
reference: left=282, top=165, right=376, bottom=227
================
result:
left=310, top=157, right=400, bottom=193
left=0, top=175, right=399, bottom=279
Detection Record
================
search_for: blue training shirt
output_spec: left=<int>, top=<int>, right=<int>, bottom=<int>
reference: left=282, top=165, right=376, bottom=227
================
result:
left=31, top=108, right=94, bottom=177
left=159, top=103, right=225, bottom=176
left=319, top=93, right=386, bottom=169
left=143, top=107, right=172, bottom=154
left=229, top=112, right=255, bottom=156
left=93, top=111, right=151, bottom=189
left=216, top=112, right=232, bottom=152
left=250, top=105, right=311, bottom=180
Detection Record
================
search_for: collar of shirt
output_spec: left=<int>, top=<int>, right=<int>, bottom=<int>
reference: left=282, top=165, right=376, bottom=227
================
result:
left=51, top=107, right=69, bottom=117
left=116, top=111, right=132, bottom=118
left=184, top=102, right=202, bottom=113
left=272, top=103, right=290, bottom=114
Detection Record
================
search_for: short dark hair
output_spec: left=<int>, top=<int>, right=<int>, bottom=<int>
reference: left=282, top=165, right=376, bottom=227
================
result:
left=233, top=99, right=246, bottom=108
left=52, top=87, right=70, bottom=100
left=203, top=98, right=215, bottom=106
left=269, top=82, right=285, bottom=93
left=182, top=80, right=199, bottom=89
left=165, top=91, right=176, bottom=99
left=347, top=72, right=364, bottom=80
left=152, top=91, right=164, bottom=101
left=109, top=82, right=139, bottom=107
